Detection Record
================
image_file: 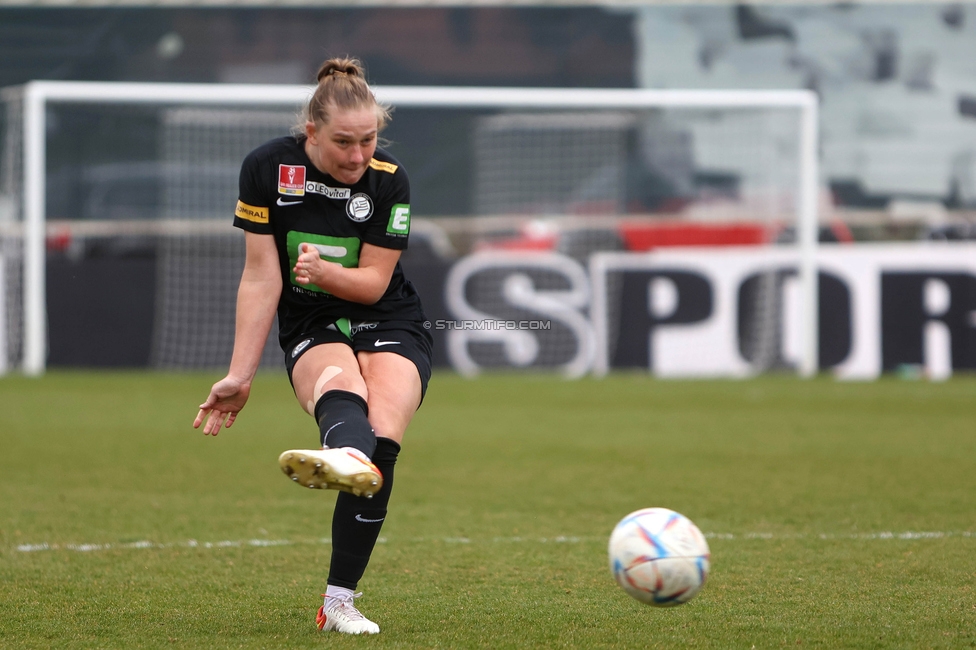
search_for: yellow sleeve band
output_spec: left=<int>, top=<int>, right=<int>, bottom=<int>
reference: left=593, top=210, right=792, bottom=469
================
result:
left=368, top=159, right=398, bottom=174
left=235, top=201, right=269, bottom=224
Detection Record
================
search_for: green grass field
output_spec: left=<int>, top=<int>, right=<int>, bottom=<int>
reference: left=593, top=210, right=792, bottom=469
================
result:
left=1, top=371, right=974, bottom=649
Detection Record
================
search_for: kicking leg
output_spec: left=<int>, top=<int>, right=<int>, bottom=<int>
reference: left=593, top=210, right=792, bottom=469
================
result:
left=278, top=343, right=381, bottom=497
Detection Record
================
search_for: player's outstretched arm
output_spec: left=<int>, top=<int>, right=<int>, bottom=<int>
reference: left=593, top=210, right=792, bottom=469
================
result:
left=193, top=231, right=281, bottom=436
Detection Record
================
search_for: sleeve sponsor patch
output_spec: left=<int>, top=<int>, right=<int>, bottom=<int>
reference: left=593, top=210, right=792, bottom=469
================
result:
left=387, top=204, right=410, bottom=236
left=368, top=158, right=398, bottom=174
left=235, top=201, right=269, bottom=224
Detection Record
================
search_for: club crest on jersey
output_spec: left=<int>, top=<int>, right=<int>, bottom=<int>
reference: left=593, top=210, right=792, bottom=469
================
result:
left=346, top=193, right=374, bottom=222
left=278, top=165, right=306, bottom=196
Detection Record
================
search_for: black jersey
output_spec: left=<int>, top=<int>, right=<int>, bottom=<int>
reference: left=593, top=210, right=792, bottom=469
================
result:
left=233, top=136, right=426, bottom=348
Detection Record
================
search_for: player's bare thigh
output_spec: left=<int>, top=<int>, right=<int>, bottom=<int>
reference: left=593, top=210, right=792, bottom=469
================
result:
left=356, top=350, right=422, bottom=444
left=292, top=343, right=368, bottom=417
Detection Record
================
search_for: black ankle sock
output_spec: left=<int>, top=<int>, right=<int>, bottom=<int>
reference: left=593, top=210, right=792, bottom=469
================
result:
left=314, top=390, right=376, bottom=458
left=327, top=437, right=401, bottom=589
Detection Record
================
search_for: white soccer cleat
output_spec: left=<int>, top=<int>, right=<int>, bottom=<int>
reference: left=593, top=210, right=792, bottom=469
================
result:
left=278, top=447, right=382, bottom=498
left=316, top=592, right=380, bottom=635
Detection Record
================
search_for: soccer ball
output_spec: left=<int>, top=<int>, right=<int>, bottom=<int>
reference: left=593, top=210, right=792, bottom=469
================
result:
left=608, top=507, right=710, bottom=606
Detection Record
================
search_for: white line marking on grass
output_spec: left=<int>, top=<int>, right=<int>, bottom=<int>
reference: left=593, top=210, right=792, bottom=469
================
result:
left=66, top=544, right=108, bottom=552
left=16, top=538, right=293, bottom=553
left=247, top=539, right=292, bottom=547
left=126, top=540, right=156, bottom=549
left=15, top=531, right=974, bottom=554
left=704, top=531, right=972, bottom=541
left=17, top=543, right=50, bottom=552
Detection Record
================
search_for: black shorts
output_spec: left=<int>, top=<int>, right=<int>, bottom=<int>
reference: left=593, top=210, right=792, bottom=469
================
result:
left=283, top=318, right=433, bottom=402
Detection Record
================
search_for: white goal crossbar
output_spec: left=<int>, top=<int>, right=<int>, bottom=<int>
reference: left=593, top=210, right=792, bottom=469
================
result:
left=11, top=81, right=819, bottom=377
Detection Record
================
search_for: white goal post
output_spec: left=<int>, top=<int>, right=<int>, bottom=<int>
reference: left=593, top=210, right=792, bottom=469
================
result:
left=5, top=80, right=819, bottom=377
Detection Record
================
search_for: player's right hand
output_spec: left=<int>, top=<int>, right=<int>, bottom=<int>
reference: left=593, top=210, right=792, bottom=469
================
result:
left=193, top=376, right=251, bottom=436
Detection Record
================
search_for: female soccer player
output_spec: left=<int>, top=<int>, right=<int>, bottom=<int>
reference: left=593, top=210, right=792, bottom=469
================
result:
left=193, top=57, right=431, bottom=636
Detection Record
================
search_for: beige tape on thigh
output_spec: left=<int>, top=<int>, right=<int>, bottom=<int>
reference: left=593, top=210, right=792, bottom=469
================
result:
left=305, top=366, right=343, bottom=416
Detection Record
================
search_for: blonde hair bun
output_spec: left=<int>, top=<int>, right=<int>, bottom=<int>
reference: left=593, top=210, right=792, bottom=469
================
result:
left=303, top=57, right=390, bottom=131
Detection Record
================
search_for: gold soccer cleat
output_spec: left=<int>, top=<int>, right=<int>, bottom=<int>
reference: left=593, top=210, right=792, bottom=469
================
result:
left=278, top=447, right=382, bottom=498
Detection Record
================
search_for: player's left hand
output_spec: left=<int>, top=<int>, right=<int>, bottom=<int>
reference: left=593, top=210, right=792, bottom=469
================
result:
left=193, top=376, right=251, bottom=436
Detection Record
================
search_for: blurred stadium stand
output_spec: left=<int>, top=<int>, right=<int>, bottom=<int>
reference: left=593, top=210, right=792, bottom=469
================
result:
left=3, top=3, right=976, bottom=231
left=0, top=7, right=633, bottom=89
left=633, top=3, right=976, bottom=224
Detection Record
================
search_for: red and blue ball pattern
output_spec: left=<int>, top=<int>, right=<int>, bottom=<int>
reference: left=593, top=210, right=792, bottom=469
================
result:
left=608, top=507, right=710, bottom=606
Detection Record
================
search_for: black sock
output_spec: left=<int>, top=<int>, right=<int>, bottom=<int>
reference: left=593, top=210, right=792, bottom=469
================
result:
left=314, top=390, right=376, bottom=458
left=327, top=437, right=401, bottom=589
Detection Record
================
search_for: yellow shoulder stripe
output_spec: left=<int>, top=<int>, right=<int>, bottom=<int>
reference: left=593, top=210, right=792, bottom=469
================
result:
left=369, top=158, right=398, bottom=174
left=235, top=200, right=269, bottom=224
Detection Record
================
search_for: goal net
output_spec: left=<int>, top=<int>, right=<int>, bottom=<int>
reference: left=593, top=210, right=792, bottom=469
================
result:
left=0, top=87, right=23, bottom=375
left=0, top=82, right=818, bottom=377
left=152, top=108, right=296, bottom=369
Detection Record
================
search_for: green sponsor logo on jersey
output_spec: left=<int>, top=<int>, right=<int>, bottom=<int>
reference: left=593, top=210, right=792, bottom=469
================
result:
left=286, top=231, right=361, bottom=294
left=388, top=204, right=410, bottom=235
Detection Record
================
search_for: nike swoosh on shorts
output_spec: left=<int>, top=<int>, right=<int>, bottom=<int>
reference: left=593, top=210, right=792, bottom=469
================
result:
left=373, top=341, right=401, bottom=347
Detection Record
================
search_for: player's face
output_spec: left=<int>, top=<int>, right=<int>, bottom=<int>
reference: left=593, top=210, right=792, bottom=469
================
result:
left=305, top=106, right=379, bottom=185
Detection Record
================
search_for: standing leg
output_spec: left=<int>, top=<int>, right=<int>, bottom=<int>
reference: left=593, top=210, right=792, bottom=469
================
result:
left=357, top=350, right=423, bottom=445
